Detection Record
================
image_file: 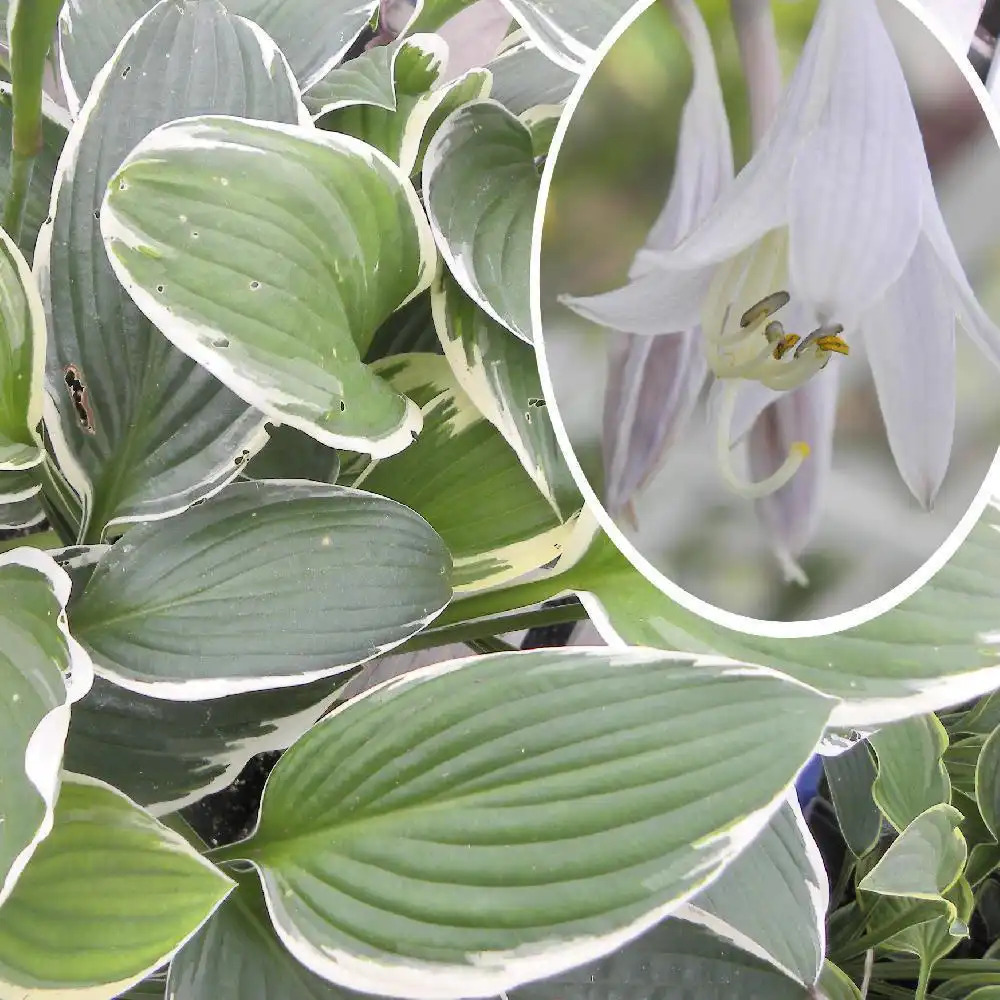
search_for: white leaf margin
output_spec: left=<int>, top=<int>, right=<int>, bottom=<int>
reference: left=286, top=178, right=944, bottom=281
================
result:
left=0, top=548, right=94, bottom=909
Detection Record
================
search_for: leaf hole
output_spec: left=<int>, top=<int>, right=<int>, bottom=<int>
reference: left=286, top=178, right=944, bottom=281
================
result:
left=213, top=338, right=230, bottom=349
left=156, top=284, right=165, bottom=293
left=339, top=400, right=346, bottom=412
left=121, top=65, right=131, bottom=78
left=118, top=179, right=128, bottom=191
left=249, top=280, right=260, bottom=290
left=93, top=210, right=100, bottom=220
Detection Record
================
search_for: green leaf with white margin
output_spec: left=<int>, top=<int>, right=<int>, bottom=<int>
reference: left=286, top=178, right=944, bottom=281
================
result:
left=495, top=0, right=631, bottom=71
left=487, top=32, right=576, bottom=115
left=675, top=795, right=826, bottom=986
left=0, top=548, right=93, bottom=908
left=877, top=877, right=972, bottom=969
left=304, top=39, right=400, bottom=114
left=871, top=715, right=951, bottom=832
left=533, top=505, right=1000, bottom=728
left=64, top=672, right=356, bottom=814
left=39, top=1, right=308, bottom=543
left=0, top=773, right=234, bottom=999
left=356, top=353, right=575, bottom=593
left=168, top=868, right=365, bottom=1000
left=824, top=741, right=882, bottom=858
left=0, top=84, right=67, bottom=263
left=945, top=734, right=982, bottom=798
left=977, top=724, right=1000, bottom=840
left=212, top=646, right=834, bottom=999
left=858, top=804, right=966, bottom=904
left=423, top=98, right=538, bottom=342
left=432, top=270, right=580, bottom=519
left=0, top=222, right=45, bottom=472
left=816, top=962, right=863, bottom=1000
left=68, top=480, right=452, bottom=700
left=0, top=465, right=37, bottom=502
left=952, top=788, right=1000, bottom=886
left=101, top=114, right=436, bottom=459
left=313, top=34, right=492, bottom=175
left=512, top=919, right=813, bottom=1000
left=57, top=0, right=379, bottom=116
left=0, top=488, right=44, bottom=529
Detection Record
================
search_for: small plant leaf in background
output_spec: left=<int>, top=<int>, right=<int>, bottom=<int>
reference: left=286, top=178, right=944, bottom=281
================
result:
left=68, top=481, right=452, bottom=699
left=945, top=734, right=983, bottom=799
left=0, top=548, right=92, bottom=907
left=531, top=505, right=1000, bottom=728
left=0, top=85, right=66, bottom=262
left=63, top=672, right=355, bottom=815
left=311, top=33, right=492, bottom=176
left=433, top=270, right=581, bottom=519
left=101, top=114, right=437, bottom=459
left=0, top=223, right=45, bottom=472
left=357, top=353, right=575, bottom=593
left=871, top=714, right=951, bottom=831
left=823, top=740, right=882, bottom=857
left=0, top=774, right=234, bottom=997
left=676, top=796, right=827, bottom=985
left=57, top=0, right=379, bottom=115
left=858, top=804, right=966, bottom=908
left=242, top=424, right=340, bottom=484
left=816, top=962, right=863, bottom=1000
left=423, top=98, right=538, bottom=341
left=977, top=724, right=1000, bottom=840
left=39, top=0, right=307, bottom=542
left=213, top=647, right=834, bottom=998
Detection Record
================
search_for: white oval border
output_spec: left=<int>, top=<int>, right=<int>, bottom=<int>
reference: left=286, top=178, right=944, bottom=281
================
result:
left=530, top=0, right=1000, bottom=640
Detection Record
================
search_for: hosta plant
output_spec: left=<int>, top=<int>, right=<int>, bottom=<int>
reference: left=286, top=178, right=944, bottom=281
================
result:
left=3, top=0, right=1000, bottom=999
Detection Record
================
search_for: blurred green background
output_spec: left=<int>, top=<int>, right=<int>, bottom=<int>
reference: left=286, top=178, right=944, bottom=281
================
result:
left=539, top=0, right=1000, bottom=621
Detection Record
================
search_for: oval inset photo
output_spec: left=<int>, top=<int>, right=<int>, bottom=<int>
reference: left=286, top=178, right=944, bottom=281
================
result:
left=535, top=0, right=1000, bottom=633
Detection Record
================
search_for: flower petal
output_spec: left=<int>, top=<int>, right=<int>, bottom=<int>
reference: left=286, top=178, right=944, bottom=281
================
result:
left=559, top=264, right=715, bottom=335
left=602, top=329, right=707, bottom=518
left=749, top=366, right=839, bottom=582
left=634, top=0, right=733, bottom=268
left=861, top=234, right=956, bottom=509
left=707, top=378, right=787, bottom=447
left=787, top=0, right=925, bottom=321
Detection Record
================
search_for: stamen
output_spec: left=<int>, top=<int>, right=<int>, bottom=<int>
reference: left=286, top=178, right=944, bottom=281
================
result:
left=772, top=333, right=800, bottom=360
left=816, top=334, right=849, bottom=356
left=740, top=290, right=790, bottom=330
left=793, top=323, right=846, bottom=359
left=715, top=382, right=811, bottom=499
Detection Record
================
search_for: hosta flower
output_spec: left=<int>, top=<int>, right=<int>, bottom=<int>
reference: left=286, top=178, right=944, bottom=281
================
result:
left=601, top=0, right=728, bottom=523
left=564, top=0, right=1000, bottom=524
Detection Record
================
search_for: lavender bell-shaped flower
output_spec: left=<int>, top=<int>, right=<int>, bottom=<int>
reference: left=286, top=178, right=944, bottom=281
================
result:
left=564, top=0, right=1000, bottom=520
left=601, top=0, right=731, bottom=523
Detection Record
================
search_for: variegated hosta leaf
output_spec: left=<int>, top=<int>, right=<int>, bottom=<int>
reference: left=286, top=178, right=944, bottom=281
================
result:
left=0, top=84, right=67, bottom=263
left=39, top=0, right=307, bottom=542
left=57, top=0, right=379, bottom=116
left=976, top=724, right=1000, bottom=840
left=543, top=504, right=1000, bottom=728
left=0, top=548, right=93, bottom=908
left=0, top=488, right=44, bottom=530
left=432, top=270, right=581, bottom=519
left=312, top=33, right=492, bottom=175
left=68, top=480, right=452, bottom=700
left=0, top=774, right=233, bottom=999
left=677, top=797, right=826, bottom=986
left=213, top=646, right=834, bottom=999
left=0, top=224, right=45, bottom=472
left=101, top=114, right=437, bottom=459
left=487, top=32, right=576, bottom=114
left=0, top=466, right=38, bottom=503
left=871, top=714, right=951, bottom=831
left=356, top=352, right=575, bottom=593
left=495, top=0, right=632, bottom=71
left=423, top=98, right=538, bottom=341
left=823, top=740, right=882, bottom=857
left=63, top=672, right=354, bottom=815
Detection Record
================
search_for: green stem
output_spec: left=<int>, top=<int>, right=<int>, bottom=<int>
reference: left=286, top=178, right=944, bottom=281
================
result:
left=465, top=636, right=518, bottom=654
left=395, top=603, right=588, bottom=655
left=864, top=959, right=1000, bottom=980
left=431, top=576, right=571, bottom=630
left=2, top=149, right=34, bottom=242
left=914, top=959, right=931, bottom=1000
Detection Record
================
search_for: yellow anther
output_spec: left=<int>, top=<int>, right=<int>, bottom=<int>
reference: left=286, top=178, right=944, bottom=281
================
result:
left=772, top=333, right=801, bottom=360
left=816, top=335, right=849, bottom=356
left=740, top=290, right=791, bottom=329
left=792, top=441, right=811, bottom=460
